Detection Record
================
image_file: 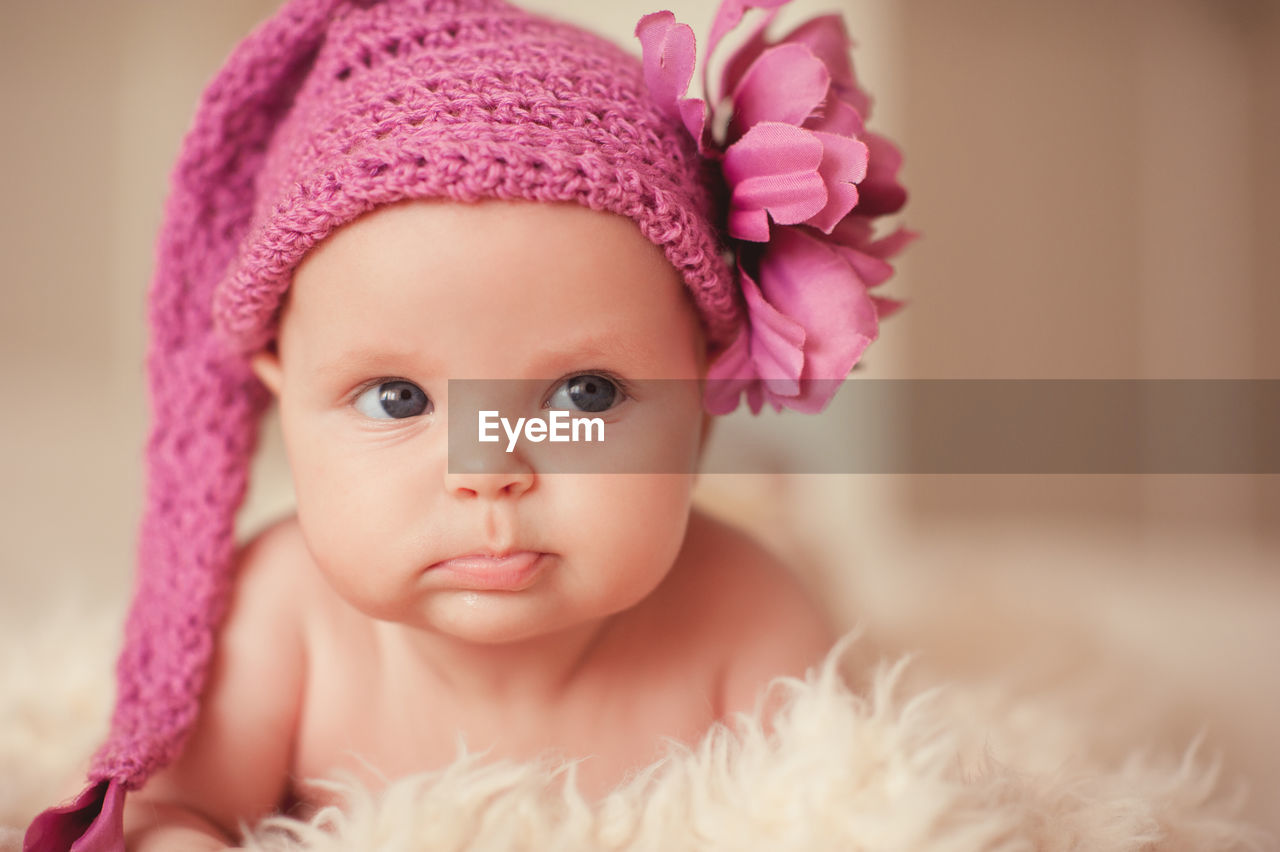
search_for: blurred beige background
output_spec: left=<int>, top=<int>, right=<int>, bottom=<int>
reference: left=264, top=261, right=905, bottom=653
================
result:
left=2, top=0, right=1278, bottom=833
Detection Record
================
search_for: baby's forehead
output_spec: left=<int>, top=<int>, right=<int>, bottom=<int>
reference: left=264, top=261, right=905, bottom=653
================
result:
left=278, top=199, right=703, bottom=372
left=288, top=200, right=689, bottom=314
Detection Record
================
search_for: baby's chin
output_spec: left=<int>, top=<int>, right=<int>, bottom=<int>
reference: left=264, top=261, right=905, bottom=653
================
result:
left=376, top=588, right=612, bottom=646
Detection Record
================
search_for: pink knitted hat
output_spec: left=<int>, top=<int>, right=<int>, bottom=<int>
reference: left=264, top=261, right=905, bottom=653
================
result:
left=26, top=0, right=908, bottom=848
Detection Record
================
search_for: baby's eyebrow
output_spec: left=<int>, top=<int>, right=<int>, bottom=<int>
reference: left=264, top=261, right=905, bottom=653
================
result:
left=524, top=333, right=647, bottom=374
left=317, top=345, right=438, bottom=376
left=312, top=334, right=648, bottom=378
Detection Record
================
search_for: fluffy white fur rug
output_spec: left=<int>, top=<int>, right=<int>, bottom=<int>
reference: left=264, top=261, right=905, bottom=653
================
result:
left=1, top=601, right=1271, bottom=852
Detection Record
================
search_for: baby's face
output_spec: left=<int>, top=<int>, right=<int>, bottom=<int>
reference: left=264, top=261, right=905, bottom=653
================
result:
left=253, top=199, right=709, bottom=644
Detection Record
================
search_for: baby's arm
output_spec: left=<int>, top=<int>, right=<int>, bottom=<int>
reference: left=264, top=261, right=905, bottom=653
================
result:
left=122, top=520, right=306, bottom=851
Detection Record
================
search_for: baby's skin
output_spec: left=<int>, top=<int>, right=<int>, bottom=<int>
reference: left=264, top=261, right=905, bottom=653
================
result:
left=121, top=200, right=837, bottom=850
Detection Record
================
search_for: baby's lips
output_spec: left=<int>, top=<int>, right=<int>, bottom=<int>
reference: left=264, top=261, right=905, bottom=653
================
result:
left=425, top=551, right=550, bottom=592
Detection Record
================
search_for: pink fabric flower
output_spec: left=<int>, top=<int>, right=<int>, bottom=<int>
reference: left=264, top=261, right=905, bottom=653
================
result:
left=637, top=0, right=913, bottom=414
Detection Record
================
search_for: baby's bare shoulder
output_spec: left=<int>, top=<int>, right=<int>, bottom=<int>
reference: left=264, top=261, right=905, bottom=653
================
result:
left=124, top=515, right=310, bottom=842
left=683, top=508, right=833, bottom=637
left=233, top=514, right=319, bottom=608
left=217, top=514, right=320, bottom=652
left=682, top=509, right=838, bottom=719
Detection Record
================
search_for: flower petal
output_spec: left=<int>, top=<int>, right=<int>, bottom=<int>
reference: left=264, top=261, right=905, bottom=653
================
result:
left=728, top=43, right=830, bottom=141
left=775, top=15, right=872, bottom=119
left=635, top=12, right=696, bottom=119
left=829, top=221, right=918, bottom=287
left=707, top=0, right=791, bottom=78
left=867, top=225, right=919, bottom=259
left=871, top=295, right=907, bottom=319
left=704, top=327, right=756, bottom=414
left=803, top=96, right=865, bottom=138
left=831, top=243, right=894, bottom=288
left=854, top=130, right=908, bottom=216
left=756, top=228, right=878, bottom=412
left=677, top=99, right=713, bottom=155
left=805, top=130, right=869, bottom=234
left=635, top=12, right=713, bottom=151
left=829, top=218, right=918, bottom=256
left=740, top=263, right=805, bottom=396
left=704, top=262, right=807, bottom=415
left=723, top=122, right=826, bottom=242
left=717, top=7, right=779, bottom=108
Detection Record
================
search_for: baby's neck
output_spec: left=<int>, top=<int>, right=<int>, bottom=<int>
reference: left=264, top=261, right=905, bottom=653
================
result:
left=372, top=615, right=614, bottom=708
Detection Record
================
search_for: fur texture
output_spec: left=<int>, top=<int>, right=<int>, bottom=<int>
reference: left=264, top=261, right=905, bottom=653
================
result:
left=2, top=605, right=1270, bottom=852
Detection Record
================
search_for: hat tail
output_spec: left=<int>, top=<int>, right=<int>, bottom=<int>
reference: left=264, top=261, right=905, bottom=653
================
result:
left=22, top=780, right=123, bottom=852
left=26, top=1, right=344, bottom=850
left=101, top=0, right=346, bottom=786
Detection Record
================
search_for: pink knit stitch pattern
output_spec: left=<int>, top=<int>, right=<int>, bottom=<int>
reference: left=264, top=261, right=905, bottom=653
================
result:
left=212, top=0, right=739, bottom=354
left=80, top=1, right=334, bottom=793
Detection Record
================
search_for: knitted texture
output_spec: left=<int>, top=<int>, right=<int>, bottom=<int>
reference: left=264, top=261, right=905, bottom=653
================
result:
left=212, top=0, right=739, bottom=354
left=87, top=0, right=336, bottom=790
left=93, top=0, right=734, bottom=796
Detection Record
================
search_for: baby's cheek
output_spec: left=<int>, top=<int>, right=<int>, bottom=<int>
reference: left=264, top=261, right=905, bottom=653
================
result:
left=565, top=474, right=693, bottom=600
left=287, top=440, right=410, bottom=616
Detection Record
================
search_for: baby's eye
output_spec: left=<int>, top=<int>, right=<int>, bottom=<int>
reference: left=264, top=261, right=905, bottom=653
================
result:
left=547, top=374, right=621, bottom=413
left=354, top=380, right=433, bottom=420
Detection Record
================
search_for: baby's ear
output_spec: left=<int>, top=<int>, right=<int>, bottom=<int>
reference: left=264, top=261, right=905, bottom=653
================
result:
left=249, top=343, right=283, bottom=396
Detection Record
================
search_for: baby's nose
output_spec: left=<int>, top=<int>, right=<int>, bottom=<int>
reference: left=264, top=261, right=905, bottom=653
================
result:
left=443, top=381, right=538, bottom=498
left=444, top=470, right=535, bottom=500
left=443, top=455, right=535, bottom=500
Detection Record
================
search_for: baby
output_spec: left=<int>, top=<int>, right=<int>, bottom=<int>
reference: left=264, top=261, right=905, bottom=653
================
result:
left=25, top=0, right=907, bottom=849
left=127, top=198, right=838, bottom=849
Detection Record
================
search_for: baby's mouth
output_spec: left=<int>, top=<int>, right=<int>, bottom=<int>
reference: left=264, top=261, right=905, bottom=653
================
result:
left=425, top=551, right=549, bottom=591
